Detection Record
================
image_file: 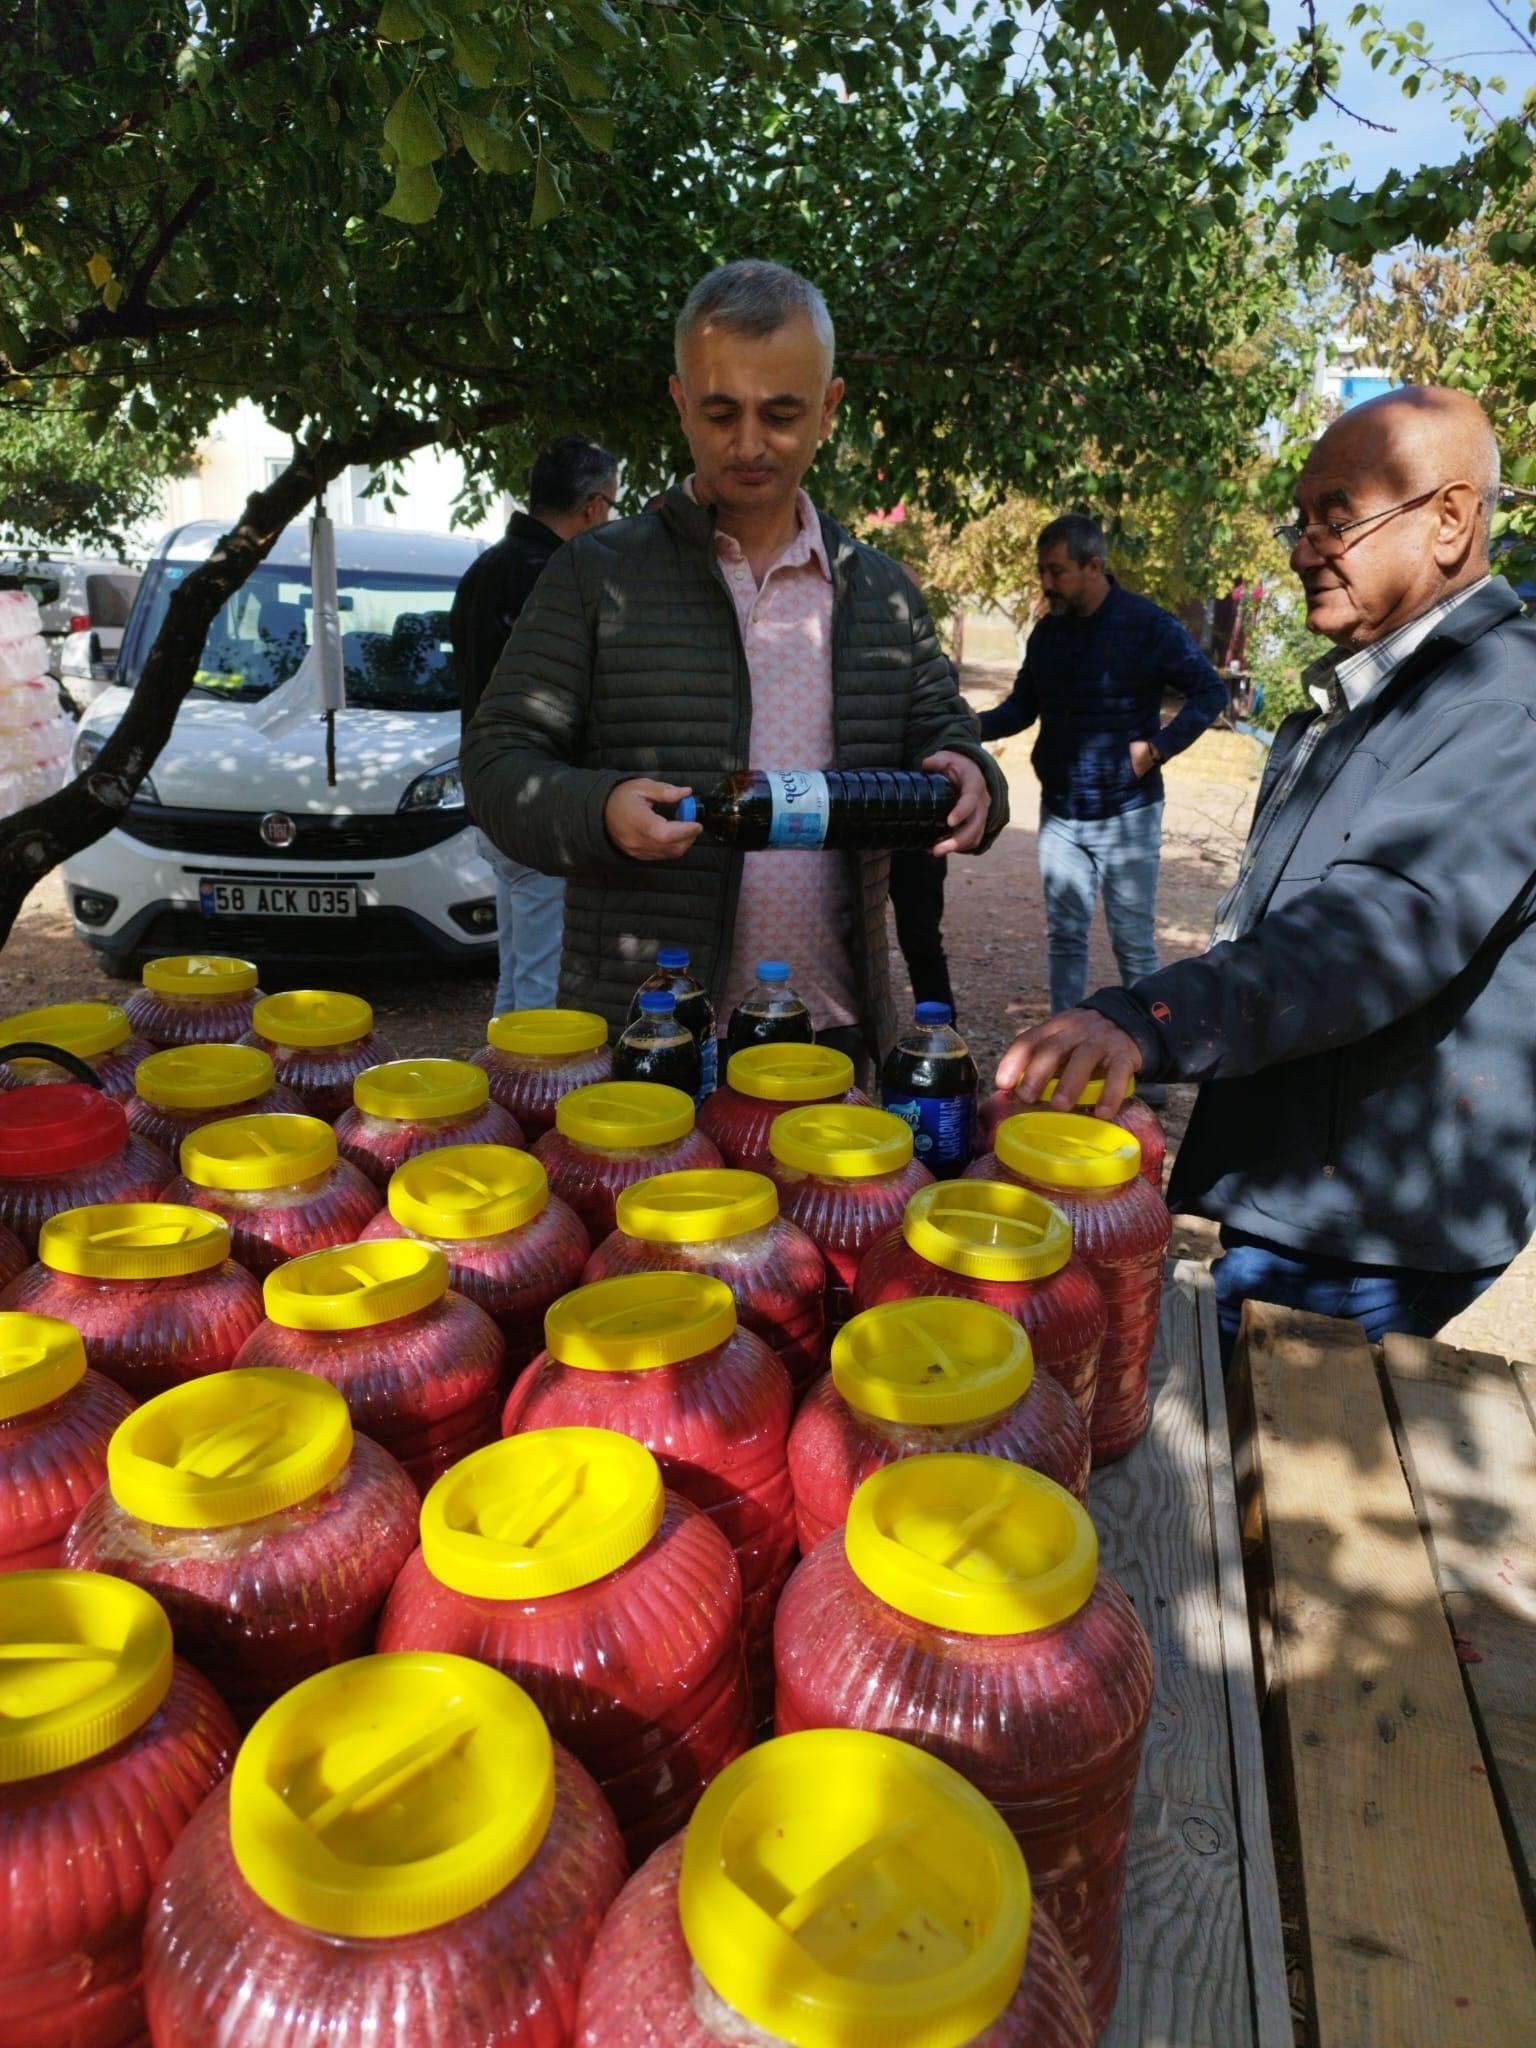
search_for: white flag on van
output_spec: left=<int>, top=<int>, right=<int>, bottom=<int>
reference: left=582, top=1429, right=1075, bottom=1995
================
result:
left=245, top=510, right=345, bottom=740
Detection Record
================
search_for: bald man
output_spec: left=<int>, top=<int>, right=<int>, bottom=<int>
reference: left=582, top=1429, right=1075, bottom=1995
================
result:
left=993, top=388, right=1536, bottom=1362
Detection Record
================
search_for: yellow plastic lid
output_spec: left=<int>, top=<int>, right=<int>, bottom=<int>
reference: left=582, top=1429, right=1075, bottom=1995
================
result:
left=679, top=1729, right=1030, bottom=2048
left=421, top=1429, right=665, bottom=1600
left=0, top=1571, right=174, bottom=1783
left=994, top=1111, right=1140, bottom=1190
left=0, top=1311, right=88, bottom=1421
left=831, top=1299, right=1034, bottom=1426
left=251, top=989, right=374, bottom=1050
left=136, top=1043, right=277, bottom=1112
left=845, top=1456, right=1097, bottom=1636
left=388, top=1144, right=547, bottom=1240
left=262, top=1240, right=448, bottom=1332
left=902, top=1181, right=1073, bottom=1282
left=486, top=1008, right=607, bottom=1058
left=769, top=1103, right=914, bottom=1180
left=616, top=1168, right=778, bottom=1245
left=555, top=1079, right=694, bottom=1149
left=180, top=1113, right=338, bottom=1192
left=141, top=955, right=260, bottom=999
left=726, top=1043, right=856, bottom=1103
left=353, top=1058, right=489, bottom=1123
left=1040, top=1075, right=1136, bottom=1107
left=0, top=1001, right=132, bottom=1060
left=38, top=1202, right=230, bottom=1281
left=544, top=1270, right=736, bottom=1373
left=107, top=1368, right=353, bottom=1529
left=229, top=1653, right=555, bottom=1938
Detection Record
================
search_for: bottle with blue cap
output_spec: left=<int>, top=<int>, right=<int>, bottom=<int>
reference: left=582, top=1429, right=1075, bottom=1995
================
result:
left=879, top=1000, right=978, bottom=1179
left=614, top=990, right=704, bottom=1099
left=628, top=947, right=716, bottom=1100
left=725, top=960, right=815, bottom=1059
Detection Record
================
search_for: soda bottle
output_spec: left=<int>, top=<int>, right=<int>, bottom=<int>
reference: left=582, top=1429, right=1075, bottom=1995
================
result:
left=629, top=946, right=717, bottom=1100
left=612, top=992, right=703, bottom=1099
left=725, top=961, right=815, bottom=1058
left=676, top=769, right=956, bottom=851
left=880, top=1000, right=978, bottom=1179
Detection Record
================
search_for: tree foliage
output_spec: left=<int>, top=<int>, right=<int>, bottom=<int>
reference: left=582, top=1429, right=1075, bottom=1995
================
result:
left=0, top=397, right=192, bottom=556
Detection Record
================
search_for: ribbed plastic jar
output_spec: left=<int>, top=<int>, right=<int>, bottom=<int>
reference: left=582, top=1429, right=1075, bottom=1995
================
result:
left=774, top=1457, right=1153, bottom=2033
left=697, top=1043, right=871, bottom=1173
left=378, top=1430, right=751, bottom=1862
left=582, top=1169, right=827, bottom=1396
left=64, top=1368, right=419, bottom=1727
left=0, top=1219, right=28, bottom=1291
left=144, top=1655, right=627, bottom=2048
left=2, top=1202, right=264, bottom=1400
left=853, top=1180, right=1108, bottom=1427
left=0, top=1087, right=173, bottom=1256
left=0, top=1571, right=237, bottom=2048
left=360, top=1144, right=590, bottom=1372
left=532, top=1082, right=723, bottom=1241
left=122, top=954, right=264, bottom=1050
left=978, top=1079, right=1167, bottom=1189
left=240, top=990, right=398, bottom=1121
left=0, top=1312, right=135, bottom=1572
left=0, top=1000, right=155, bottom=1097
left=126, top=1042, right=304, bottom=1155
left=788, top=1296, right=1090, bottom=1553
left=471, top=1008, right=613, bottom=1140
left=162, top=1112, right=382, bottom=1280
left=234, top=1239, right=506, bottom=1494
left=574, top=1729, right=1094, bottom=2048
left=970, top=1113, right=1172, bottom=1463
left=335, top=1058, right=525, bottom=1191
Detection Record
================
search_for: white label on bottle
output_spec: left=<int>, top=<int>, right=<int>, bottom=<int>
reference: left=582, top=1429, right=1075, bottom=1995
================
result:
left=765, top=770, right=829, bottom=848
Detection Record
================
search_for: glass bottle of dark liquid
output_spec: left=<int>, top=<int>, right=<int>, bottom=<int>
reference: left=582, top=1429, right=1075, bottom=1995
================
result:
left=676, top=769, right=956, bottom=851
left=613, top=991, right=703, bottom=1099
left=628, top=946, right=717, bottom=1100
left=879, top=1000, right=978, bottom=1179
left=725, top=960, right=815, bottom=1058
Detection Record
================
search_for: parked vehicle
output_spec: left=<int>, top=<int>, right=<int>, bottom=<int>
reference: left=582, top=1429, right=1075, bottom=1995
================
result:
left=0, top=556, right=141, bottom=698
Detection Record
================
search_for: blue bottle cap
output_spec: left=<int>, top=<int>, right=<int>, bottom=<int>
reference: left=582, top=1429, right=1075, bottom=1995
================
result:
left=914, top=1002, right=953, bottom=1026
left=637, top=991, right=677, bottom=1015
left=657, top=946, right=690, bottom=971
left=676, top=798, right=698, bottom=824
left=757, top=961, right=790, bottom=982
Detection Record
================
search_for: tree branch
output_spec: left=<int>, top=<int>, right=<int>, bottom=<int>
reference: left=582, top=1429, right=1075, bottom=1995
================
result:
left=126, top=176, right=217, bottom=308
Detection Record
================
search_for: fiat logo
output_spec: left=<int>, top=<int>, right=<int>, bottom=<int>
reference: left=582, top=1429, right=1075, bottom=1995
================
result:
left=259, top=811, right=296, bottom=849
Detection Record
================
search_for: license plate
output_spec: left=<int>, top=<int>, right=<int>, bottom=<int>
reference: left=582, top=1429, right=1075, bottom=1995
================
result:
left=198, top=879, right=358, bottom=919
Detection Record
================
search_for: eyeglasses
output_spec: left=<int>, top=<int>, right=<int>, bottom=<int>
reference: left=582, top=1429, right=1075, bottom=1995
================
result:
left=592, top=492, right=617, bottom=512
left=1273, top=487, right=1445, bottom=553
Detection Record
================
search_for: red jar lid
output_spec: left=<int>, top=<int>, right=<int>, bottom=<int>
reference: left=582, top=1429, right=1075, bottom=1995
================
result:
left=0, top=1085, right=127, bottom=1174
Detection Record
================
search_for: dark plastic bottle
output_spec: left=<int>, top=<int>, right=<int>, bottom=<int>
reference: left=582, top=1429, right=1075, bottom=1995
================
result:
left=724, top=961, right=815, bottom=1059
left=677, top=770, right=955, bottom=851
left=614, top=992, right=703, bottom=1100
left=880, top=1001, right=978, bottom=1179
left=628, top=948, right=717, bottom=1100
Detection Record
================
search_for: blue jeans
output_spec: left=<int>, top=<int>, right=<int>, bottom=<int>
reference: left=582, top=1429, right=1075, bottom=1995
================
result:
left=478, top=831, right=564, bottom=1016
left=1037, top=801, right=1163, bottom=1014
left=1213, top=1231, right=1503, bottom=1370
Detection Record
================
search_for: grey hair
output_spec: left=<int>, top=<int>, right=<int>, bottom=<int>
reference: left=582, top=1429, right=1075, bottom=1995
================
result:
left=1481, top=431, right=1502, bottom=522
left=674, top=261, right=836, bottom=379
left=1037, top=513, right=1107, bottom=568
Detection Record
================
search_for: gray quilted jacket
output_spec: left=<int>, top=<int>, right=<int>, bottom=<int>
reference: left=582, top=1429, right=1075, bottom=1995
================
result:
left=461, top=486, right=1008, bottom=1059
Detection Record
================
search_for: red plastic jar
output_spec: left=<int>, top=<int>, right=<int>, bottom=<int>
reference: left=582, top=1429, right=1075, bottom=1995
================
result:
left=234, top=1239, right=506, bottom=1494
left=0, top=1087, right=173, bottom=1257
left=360, top=1144, right=589, bottom=1372
left=241, top=989, right=398, bottom=1121
left=379, top=1429, right=751, bottom=1862
left=697, top=1042, right=870, bottom=1173
left=0, top=1000, right=155, bottom=1098
left=0, top=1311, right=135, bottom=1572
left=532, top=1081, right=723, bottom=1241
left=122, top=954, right=264, bottom=1050
left=126, top=1042, right=305, bottom=1155
left=979, top=1079, right=1167, bottom=1188
left=0, top=1219, right=26, bottom=1290
left=774, top=1457, right=1153, bottom=2033
left=0, top=1571, right=237, bottom=2048
left=970, top=1113, right=1172, bottom=1463
left=64, top=1367, right=419, bottom=1727
left=334, top=1058, right=525, bottom=1192
left=144, top=1654, right=626, bottom=2048
left=574, top=1729, right=1094, bottom=2048
left=788, top=1296, right=1090, bottom=1553
left=163, top=1112, right=382, bottom=1279
left=582, top=1168, right=827, bottom=1396
left=471, top=1007, right=613, bottom=1140
left=2, top=1202, right=264, bottom=1400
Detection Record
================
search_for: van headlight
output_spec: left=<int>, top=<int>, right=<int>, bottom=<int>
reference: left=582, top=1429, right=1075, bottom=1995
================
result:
left=398, top=758, right=465, bottom=812
left=71, top=727, right=159, bottom=804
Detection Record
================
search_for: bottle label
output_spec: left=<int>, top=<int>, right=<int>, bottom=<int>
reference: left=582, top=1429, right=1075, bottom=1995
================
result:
left=698, top=1034, right=718, bottom=1102
left=883, top=1092, right=976, bottom=1174
left=765, top=771, right=830, bottom=849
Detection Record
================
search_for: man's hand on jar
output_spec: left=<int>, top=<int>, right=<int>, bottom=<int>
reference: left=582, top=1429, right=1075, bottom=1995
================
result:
left=924, top=751, right=990, bottom=855
left=604, top=779, right=702, bottom=861
left=995, top=1008, right=1144, bottom=1117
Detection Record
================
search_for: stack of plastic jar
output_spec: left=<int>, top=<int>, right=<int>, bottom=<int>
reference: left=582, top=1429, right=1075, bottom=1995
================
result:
left=241, top=989, right=398, bottom=1120
left=0, top=999, right=154, bottom=1096
left=64, top=1367, right=419, bottom=1727
left=335, top=1058, right=525, bottom=1191
left=123, top=954, right=264, bottom=1049
left=0, top=1086, right=172, bottom=1256
left=144, top=1654, right=627, bottom=2048
left=235, top=1239, right=506, bottom=1493
left=127, top=1042, right=305, bottom=1154
left=574, top=1728, right=1094, bottom=2048
left=379, top=1429, right=752, bottom=1861
left=533, top=1081, right=723, bottom=1241
left=970, top=1112, right=1172, bottom=1463
left=774, top=1456, right=1153, bottom=2034
left=980, top=1079, right=1167, bottom=1189
left=471, top=1008, right=613, bottom=1140
left=698, top=1042, right=869, bottom=1172
left=0, top=1311, right=135, bottom=1571
left=361, top=1145, right=589, bottom=1370
left=0, top=1571, right=237, bottom=2048
left=2, top=1202, right=264, bottom=1399
left=788, top=1296, right=1090, bottom=1553
left=164, top=1112, right=382, bottom=1279
left=582, top=1168, right=827, bottom=1396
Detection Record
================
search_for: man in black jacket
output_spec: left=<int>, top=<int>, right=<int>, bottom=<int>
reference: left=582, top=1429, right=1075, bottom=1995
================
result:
left=994, top=387, right=1533, bottom=1360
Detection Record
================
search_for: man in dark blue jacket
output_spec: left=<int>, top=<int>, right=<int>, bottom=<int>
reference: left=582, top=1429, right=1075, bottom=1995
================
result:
left=979, top=515, right=1225, bottom=1020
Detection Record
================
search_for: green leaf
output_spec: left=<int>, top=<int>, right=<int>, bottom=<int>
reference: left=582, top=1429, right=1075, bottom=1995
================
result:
left=376, top=0, right=427, bottom=42
left=459, top=109, right=530, bottom=175
left=567, top=0, right=628, bottom=53
left=102, top=277, right=125, bottom=311
left=565, top=105, right=615, bottom=152
left=383, top=84, right=445, bottom=167
left=659, top=33, right=702, bottom=86
left=555, top=49, right=609, bottom=101
left=86, top=252, right=113, bottom=289
left=530, top=152, right=565, bottom=227
left=451, top=22, right=500, bottom=89
left=380, top=161, right=442, bottom=223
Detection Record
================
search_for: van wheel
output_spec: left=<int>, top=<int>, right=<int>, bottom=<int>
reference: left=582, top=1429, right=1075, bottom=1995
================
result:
left=94, top=949, right=137, bottom=982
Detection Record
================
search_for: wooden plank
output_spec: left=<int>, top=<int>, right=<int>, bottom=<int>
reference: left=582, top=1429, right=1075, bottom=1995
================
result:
left=1381, top=1334, right=1536, bottom=1920
left=1238, top=1303, right=1536, bottom=2048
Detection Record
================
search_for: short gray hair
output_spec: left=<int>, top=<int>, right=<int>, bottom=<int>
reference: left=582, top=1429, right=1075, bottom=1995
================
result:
left=674, top=261, right=836, bottom=379
left=1037, top=513, right=1107, bottom=568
